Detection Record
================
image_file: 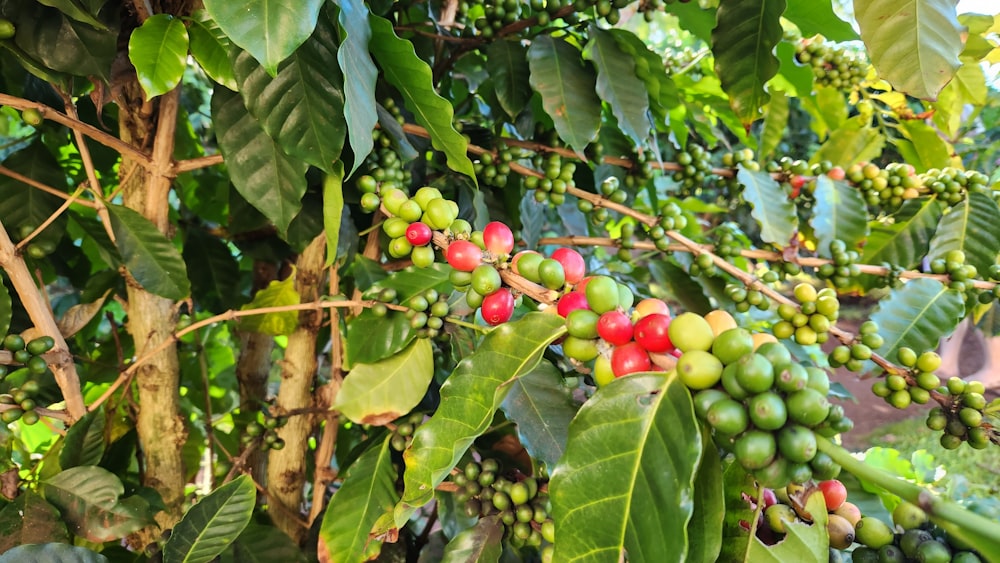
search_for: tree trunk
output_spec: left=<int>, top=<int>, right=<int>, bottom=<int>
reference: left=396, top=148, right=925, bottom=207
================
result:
left=235, top=260, right=279, bottom=483
left=267, top=235, right=326, bottom=541
left=118, top=84, right=186, bottom=534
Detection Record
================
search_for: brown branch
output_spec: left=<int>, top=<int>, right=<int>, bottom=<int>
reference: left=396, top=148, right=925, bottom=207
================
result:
left=61, top=91, right=104, bottom=197
left=173, top=154, right=224, bottom=174
left=16, top=187, right=87, bottom=251
left=0, top=94, right=153, bottom=167
left=87, top=299, right=376, bottom=414
left=0, top=222, right=86, bottom=421
left=0, top=166, right=98, bottom=209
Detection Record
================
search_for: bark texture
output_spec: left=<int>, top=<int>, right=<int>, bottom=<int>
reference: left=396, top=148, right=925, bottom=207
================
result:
left=267, top=235, right=327, bottom=541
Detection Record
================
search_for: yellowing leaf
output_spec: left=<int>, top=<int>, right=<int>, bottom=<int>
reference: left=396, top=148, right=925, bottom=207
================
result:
left=239, top=270, right=300, bottom=335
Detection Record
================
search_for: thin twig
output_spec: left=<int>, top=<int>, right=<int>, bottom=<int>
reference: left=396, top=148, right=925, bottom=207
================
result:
left=15, top=187, right=87, bottom=251
left=0, top=166, right=98, bottom=208
left=0, top=94, right=153, bottom=167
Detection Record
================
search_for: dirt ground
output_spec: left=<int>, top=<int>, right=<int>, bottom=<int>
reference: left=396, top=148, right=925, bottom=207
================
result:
left=830, top=320, right=990, bottom=450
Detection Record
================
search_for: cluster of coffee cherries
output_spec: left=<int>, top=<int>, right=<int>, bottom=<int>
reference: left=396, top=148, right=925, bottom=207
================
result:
left=794, top=35, right=869, bottom=91
left=524, top=151, right=576, bottom=206
left=464, top=0, right=522, bottom=37
left=845, top=161, right=921, bottom=212
left=828, top=320, right=884, bottom=373
left=0, top=334, right=54, bottom=425
left=450, top=459, right=555, bottom=555
left=242, top=410, right=286, bottom=451
left=922, top=167, right=992, bottom=207
left=446, top=222, right=526, bottom=325
left=473, top=146, right=522, bottom=188
left=756, top=480, right=854, bottom=549
left=925, top=377, right=998, bottom=451
left=378, top=186, right=462, bottom=265
left=13, top=223, right=57, bottom=259
left=772, top=283, right=841, bottom=346
left=371, top=286, right=451, bottom=338
left=815, top=240, right=862, bottom=289
left=389, top=412, right=424, bottom=452
left=681, top=313, right=849, bottom=488
left=928, top=250, right=980, bottom=294
left=849, top=501, right=986, bottom=562
left=670, top=144, right=713, bottom=196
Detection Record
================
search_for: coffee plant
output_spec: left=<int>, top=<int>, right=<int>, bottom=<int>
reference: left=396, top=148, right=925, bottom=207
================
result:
left=0, top=0, right=998, bottom=562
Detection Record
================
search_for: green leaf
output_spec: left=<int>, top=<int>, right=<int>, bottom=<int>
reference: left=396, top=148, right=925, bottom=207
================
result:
left=107, top=204, right=191, bottom=300
left=862, top=198, right=942, bottom=270
left=395, top=314, right=567, bottom=515
left=0, top=543, right=107, bottom=563
left=608, top=29, right=680, bottom=125
left=648, top=259, right=714, bottom=316
left=528, top=35, right=602, bottom=155
left=12, top=7, right=116, bottom=80
left=163, top=475, right=255, bottom=563
left=203, top=0, right=323, bottom=75
left=759, top=90, right=789, bottom=161
left=0, top=143, right=68, bottom=252
left=59, top=406, right=105, bottom=469
left=737, top=165, right=798, bottom=246
left=41, top=466, right=154, bottom=543
left=440, top=515, right=504, bottom=563
left=897, top=120, right=953, bottom=171
left=550, top=372, right=702, bottom=563
left=231, top=14, right=346, bottom=174
left=334, top=339, right=434, bottom=426
left=927, top=191, right=1000, bottom=276
left=583, top=27, right=651, bottom=146
left=933, top=63, right=987, bottom=138
left=744, top=492, right=829, bottom=561
left=345, top=310, right=416, bottom=366
left=324, top=164, right=345, bottom=267
left=718, top=461, right=757, bottom=560
left=868, top=278, right=965, bottom=371
left=128, top=14, right=188, bottom=100
left=668, top=2, right=717, bottom=42
left=187, top=10, right=237, bottom=91
left=773, top=41, right=814, bottom=98
left=712, top=0, right=785, bottom=124
left=35, top=0, right=108, bottom=30
left=0, top=492, right=69, bottom=553
left=238, top=273, right=300, bottom=335
left=810, top=115, right=886, bottom=167
left=319, top=437, right=398, bottom=563
left=334, top=0, right=379, bottom=176
left=782, top=1, right=858, bottom=41
left=211, top=86, right=309, bottom=235
left=487, top=40, right=532, bottom=119
left=855, top=0, right=963, bottom=99
left=183, top=228, right=241, bottom=313
left=815, top=87, right=848, bottom=135
left=500, top=361, right=582, bottom=468
left=367, top=15, right=476, bottom=183
left=687, top=427, right=724, bottom=563
left=811, top=175, right=869, bottom=253
left=225, top=522, right=307, bottom=563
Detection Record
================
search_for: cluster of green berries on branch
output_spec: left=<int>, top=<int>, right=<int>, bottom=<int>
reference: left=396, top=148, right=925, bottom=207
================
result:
left=828, top=320, right=884, bottom=373
left=473, top=146, right=521, bottom=188
left=794, top=35, right=869, bottom=91
left=815, top=239, right=862, bottom=289
left=389, top=412, right=424, bottom=452
left=0, top=333, right=55, bottom=425
left=928, top=250, right=980, bottom=295
left=524, top=151, right=576, bottom=207
left=370, top=286, right=452, bottom=338
left=242, top=410, right=287, bottom=451
left=922, top=167, right=992, bottom=207
left=850, top=501, right=987, bottom=562
left=846, top=161, right=922, bottom=211
left=924, top=377, right=998, bottom=451
left=449, top=459, right=555, bottom=556
left=684, top=316, right=850, bottom=488
left=670, top=144, right=713, bottom=196
left=773, top=283, right=843, bottom=347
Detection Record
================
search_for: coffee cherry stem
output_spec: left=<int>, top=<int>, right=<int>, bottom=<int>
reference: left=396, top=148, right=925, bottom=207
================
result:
left=815, top=434, right=1000, bottom=547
